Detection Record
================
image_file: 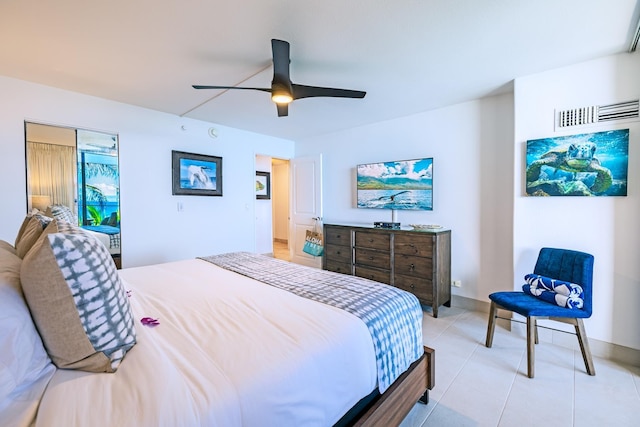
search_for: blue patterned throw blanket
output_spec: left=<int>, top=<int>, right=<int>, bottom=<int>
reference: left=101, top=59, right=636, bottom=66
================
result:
left=523, top=274, right=584, bottom=309
left=199, top=252, right=424, bottom=393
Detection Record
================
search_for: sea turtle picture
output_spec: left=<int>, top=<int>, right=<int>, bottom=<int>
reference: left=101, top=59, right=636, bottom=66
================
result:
left=525, top=129, right=628, bottom=197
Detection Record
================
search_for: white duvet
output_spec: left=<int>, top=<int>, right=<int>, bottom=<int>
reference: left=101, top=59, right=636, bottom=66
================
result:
left=34, top=259, right=378, bottom=426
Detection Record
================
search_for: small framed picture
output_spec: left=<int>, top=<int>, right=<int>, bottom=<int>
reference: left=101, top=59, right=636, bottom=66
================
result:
left=255, top=171, right=271, bottom=200
left=172, top=150, right=222, bottom=196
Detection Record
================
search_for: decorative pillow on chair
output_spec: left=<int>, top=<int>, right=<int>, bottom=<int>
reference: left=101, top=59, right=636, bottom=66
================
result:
left=523, top=274, right=584, bottom=309
left=20, top=220, right=136, bottom=372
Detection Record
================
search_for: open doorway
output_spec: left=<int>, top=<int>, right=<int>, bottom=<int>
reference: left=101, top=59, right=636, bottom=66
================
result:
left=271, top=158, right=290, bottom=261
left=255, top=155, right=290, bottom=261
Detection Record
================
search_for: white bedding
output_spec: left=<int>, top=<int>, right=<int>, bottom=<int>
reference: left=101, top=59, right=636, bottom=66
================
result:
left=34, top=259, right=378, bottom=426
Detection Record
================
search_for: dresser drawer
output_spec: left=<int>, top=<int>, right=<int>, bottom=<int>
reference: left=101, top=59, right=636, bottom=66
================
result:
left=394, top=273, right=433, bottom=302
left=354, top=231, right=390, bottom=251
left=394, top=234, right=434, bottom=258
left=355, top=247, right=390, bottom=269
left=355, top=265, right=391, bottom=284
left=325, top=227, right=351, bottom=246
left=325, top=260, right=352, bottom=275
left=394, top=254, right=433, bottom=277
left=324, top=244, right=351, bottom=263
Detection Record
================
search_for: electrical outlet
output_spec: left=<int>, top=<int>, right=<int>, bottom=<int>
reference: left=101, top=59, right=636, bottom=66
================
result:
left=452, top=280, right=462, bottom=288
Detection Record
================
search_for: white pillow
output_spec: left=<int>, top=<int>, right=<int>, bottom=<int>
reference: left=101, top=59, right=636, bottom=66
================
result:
left=0, top=246, right=55, bottom=425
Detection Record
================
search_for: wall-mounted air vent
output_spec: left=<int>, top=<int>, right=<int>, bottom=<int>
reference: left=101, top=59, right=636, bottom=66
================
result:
left=557, top=100, right=639, bottom=128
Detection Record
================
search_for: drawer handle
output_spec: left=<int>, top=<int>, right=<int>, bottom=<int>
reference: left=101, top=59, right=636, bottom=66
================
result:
left=409, top=263, right=415, bottom=270
left=336, top=234, right=341, bottom=238
left=336, top=251, right=341, bottom=255
left=368, top=256, right=374, bottom=260
left=410, top=284, right=415, bottom=289
left=369, top=238, right=374, bottom=243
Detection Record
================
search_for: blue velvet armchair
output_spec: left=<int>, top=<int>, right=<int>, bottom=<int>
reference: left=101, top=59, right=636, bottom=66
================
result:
left=485, top=247, right=596, bottom=378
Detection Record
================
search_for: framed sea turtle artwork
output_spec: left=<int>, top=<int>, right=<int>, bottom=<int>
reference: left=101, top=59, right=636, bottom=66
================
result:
left=525, top=129, right=628, bottom=197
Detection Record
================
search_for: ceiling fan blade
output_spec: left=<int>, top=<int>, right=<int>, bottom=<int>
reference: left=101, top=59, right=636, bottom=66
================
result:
left=291, top=84, right=366, bottom=100
left=192, top=85, right=272, bottom=93
left=271, top=39, right=291, bottom=82
left=276, top=103, right=288, bottom=117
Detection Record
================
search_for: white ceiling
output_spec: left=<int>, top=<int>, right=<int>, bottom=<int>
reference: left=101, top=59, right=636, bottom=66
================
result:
left=1, top=0, right=638, bottom=141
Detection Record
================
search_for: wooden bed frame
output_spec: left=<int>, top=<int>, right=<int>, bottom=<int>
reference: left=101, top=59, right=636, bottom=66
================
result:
left=352, top=346, right=435, bottom=426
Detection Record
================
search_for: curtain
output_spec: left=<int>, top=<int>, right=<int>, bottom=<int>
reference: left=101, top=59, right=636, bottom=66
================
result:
left=27, top=141, right=76, bottom=211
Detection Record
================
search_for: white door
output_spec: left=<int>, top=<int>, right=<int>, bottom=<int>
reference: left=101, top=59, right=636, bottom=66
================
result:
left=289, top=154, right=323, bottom=267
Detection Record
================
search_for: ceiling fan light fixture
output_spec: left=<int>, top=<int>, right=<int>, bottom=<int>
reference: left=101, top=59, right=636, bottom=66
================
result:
left=271, top=91, right=292, bottom=104
left=271, top=82, right=293, bottom=104
left=272, top=93, right=293, bottom=104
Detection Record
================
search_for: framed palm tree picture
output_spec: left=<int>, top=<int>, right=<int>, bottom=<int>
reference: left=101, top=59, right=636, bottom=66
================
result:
left=256, top=171, right=270, bottom=200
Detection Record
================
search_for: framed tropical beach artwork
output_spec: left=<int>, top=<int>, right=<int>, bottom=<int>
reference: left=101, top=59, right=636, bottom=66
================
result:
left=172, top=150, right=223, bottom=196
left=525, top=129, right=628, bottom=197
left=357, top=157, right=433, bottom=210
left=255, top=171, right=271, bottom=200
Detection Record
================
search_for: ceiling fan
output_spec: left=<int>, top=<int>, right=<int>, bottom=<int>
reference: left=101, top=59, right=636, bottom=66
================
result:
left=192, top=39, right=366, bottom=117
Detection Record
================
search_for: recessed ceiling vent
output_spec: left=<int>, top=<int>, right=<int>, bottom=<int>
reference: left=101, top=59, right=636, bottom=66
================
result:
left=557, top=100, right=639, bottom=128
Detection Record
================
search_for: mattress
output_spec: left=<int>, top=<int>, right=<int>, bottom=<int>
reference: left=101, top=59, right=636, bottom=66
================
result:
left=34, top=259, right=378, bottom=426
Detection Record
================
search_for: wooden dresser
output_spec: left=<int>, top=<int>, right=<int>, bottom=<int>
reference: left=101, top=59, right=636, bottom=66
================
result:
left=323, top=223, right=451, bottom=317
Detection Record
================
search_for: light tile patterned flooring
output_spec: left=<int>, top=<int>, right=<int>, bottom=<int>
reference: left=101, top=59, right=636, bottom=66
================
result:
left=273, top=240, right=290, bottom=261
left=401, top=306, right=640, bottom=427
left=274, top=241, right=640, bottom=426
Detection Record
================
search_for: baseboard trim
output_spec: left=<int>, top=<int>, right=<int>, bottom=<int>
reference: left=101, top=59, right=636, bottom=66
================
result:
left=450, top=295, right=640, bottom=367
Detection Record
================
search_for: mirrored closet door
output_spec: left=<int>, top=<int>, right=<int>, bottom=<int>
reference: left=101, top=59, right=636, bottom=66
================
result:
left=25, top=122, right=122, bottom=267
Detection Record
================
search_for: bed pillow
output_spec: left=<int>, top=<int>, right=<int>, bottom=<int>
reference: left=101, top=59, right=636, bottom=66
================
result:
left=44, top=204, right=77, bottom=225
left=0, top=240, right=16, bottom=255
left=20, top=221, right=136, bottom=372
left=0, top=245, right=55, bottom=419
left=14, top=213, right=52, bottom=259
left=15, top=216, right=45, bottom=259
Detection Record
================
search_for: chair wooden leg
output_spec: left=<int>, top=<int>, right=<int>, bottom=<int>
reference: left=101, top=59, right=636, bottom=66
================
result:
left=486, top=301, right=497, bottom=348
left=574, top=319, right=596, bottom=376
left=532, top=317, right=539, bottom=344
left=526, top=316, right=536, bottom=378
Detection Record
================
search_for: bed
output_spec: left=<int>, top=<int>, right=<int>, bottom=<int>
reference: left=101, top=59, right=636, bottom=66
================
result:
left=82, top=225, right=121, bottom=256
left=1, top=217, right=434, bottom=426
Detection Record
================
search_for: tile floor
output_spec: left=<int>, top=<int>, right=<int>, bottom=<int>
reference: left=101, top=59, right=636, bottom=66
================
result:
left=273, top=240, right=290, bottom=261
left=273, top=240, right=640, bottom=426
left=400, top=306, right=640, bottom=427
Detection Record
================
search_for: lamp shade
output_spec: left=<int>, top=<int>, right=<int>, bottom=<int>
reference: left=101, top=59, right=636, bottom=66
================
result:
left=30, top=195, right=52, bottom=211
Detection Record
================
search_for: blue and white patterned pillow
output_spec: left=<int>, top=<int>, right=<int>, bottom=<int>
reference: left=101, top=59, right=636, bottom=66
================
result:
left=45, top=204, right=77, bottom=225
left=523, top=274, right=584, bottom=309
left=20, top=220, right=136, bottom=372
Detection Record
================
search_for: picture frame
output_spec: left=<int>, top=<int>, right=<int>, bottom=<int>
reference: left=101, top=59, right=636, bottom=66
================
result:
left=525, top=129, right=628, bottom=197
left=172, top=150, right=223, bottom=196
left=255, top=171, right=271, bottom=200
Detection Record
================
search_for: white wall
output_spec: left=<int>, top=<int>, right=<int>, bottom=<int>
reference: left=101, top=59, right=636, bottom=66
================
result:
left=514, top=52, right=640, bottom=351
left=296, top=94, right=515, bottom=303
left=0, top=75, right=294, bottom=267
